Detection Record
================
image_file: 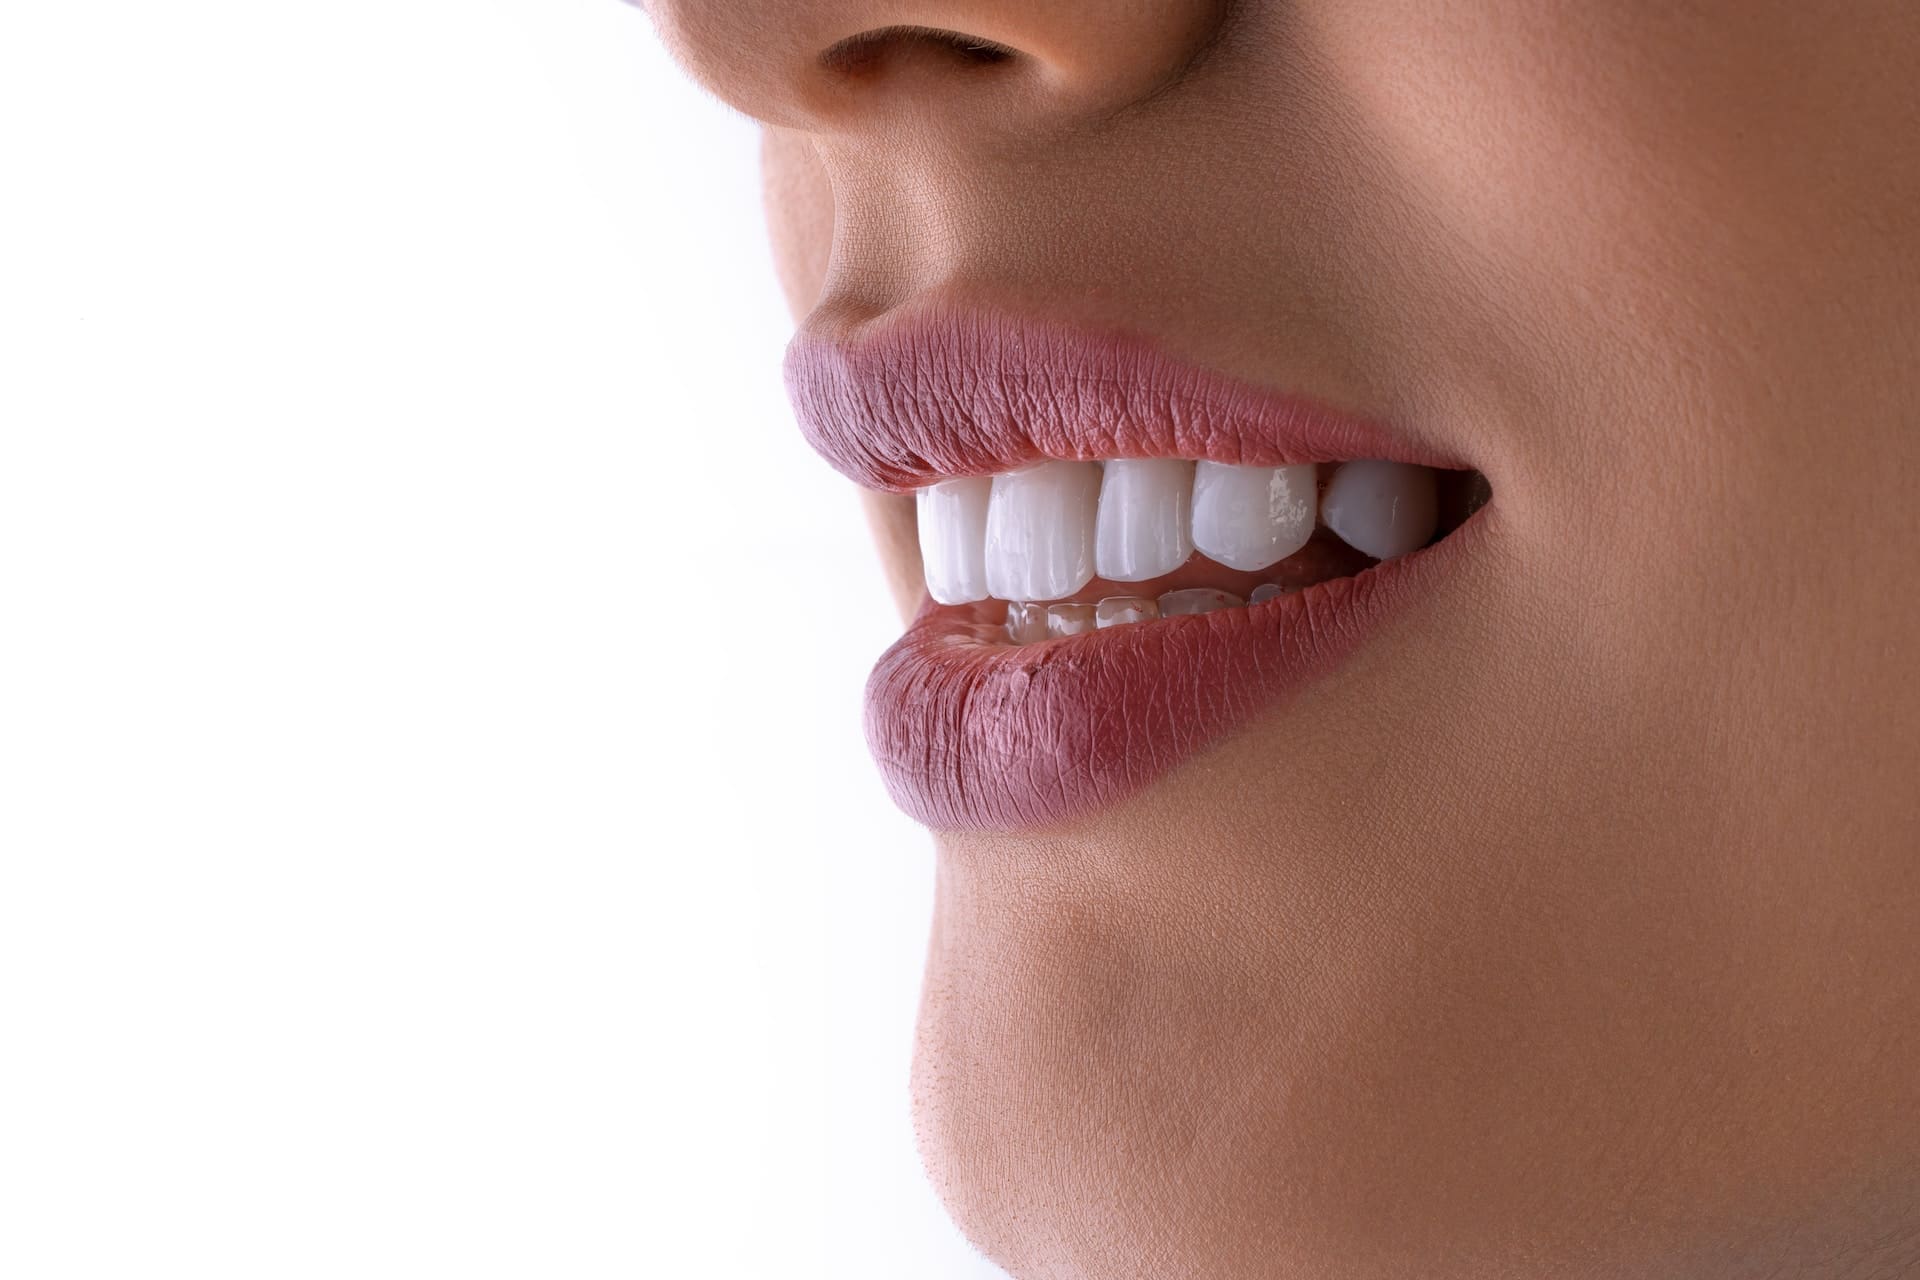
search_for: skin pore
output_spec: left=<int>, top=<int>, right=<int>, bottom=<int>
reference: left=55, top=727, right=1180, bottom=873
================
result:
left=651, top=2, right=1920, bottom=1275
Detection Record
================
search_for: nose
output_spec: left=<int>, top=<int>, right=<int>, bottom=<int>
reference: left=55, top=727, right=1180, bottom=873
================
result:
left=646, top=0, right=1229, bottom=136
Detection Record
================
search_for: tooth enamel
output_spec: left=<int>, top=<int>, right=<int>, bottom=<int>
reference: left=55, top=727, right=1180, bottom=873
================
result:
left=1189, top=462, right=1318, bottom=571
left=1005, top=601, right=1047, bottom=644
left=984, top=461, right=1102, bottom=602
left=1094, top=459, right=1195, bottom=582
left=1158, top=587, right=1245, bottom=616
left=1249, top=584, right=1288, bottom=604
left=1096, top=595, right=1159, bottom=628
left=1319, top=460, right=1438, bottom=560
left=1045, top=602, right=1097, bottom=637
left=916, top=476, right=993, bottom=604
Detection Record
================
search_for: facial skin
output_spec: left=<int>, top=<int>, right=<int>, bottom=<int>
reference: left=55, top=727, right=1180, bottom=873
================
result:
left=650, top=2, right=1920, bottom=1275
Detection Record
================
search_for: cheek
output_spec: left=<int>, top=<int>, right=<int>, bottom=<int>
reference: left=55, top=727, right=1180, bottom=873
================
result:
left=760, top=127, right=835, bottom=320
left=1306, top=0, right=1915, bottom=463
left=1303, top=0, right=1920, bottom=784
left=1304, top=0, right=1735, bottom=469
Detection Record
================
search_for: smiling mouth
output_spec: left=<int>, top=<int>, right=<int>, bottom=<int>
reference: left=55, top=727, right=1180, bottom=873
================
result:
left=915, top=458, right=1488, bottom=643
left=784, top=303, right=1490, bottom=832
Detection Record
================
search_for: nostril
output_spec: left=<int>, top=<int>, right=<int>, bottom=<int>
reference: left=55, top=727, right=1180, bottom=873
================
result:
left=653, top=0, right=1226, bottom=131
left=819, top=25, right=1020, bottom=78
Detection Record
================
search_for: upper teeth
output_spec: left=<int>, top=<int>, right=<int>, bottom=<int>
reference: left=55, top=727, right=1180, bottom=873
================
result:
left=917, top=458, right=1441, bottom=606
left=1319, top=458, right=1442, bottom=560
left=1190, top=460, right=1318, bottom=572
left=982, top=461, right=1102, bottom=601
left=1094, top=458, right=1195, bottom=582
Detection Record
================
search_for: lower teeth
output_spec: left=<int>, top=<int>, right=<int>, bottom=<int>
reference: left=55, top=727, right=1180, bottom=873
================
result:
left=1006, top=586, right=1287, bottom=644
left=1158, top=588, right=1245, bottom=616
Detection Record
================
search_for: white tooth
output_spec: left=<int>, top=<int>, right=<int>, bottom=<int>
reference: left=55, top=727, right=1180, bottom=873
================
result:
left=916, top=477, right=992, bottom=604
left=1249, top=584, right=1288, bottom=604
left=984, top=461, right=1101, bottom=602
left=1045, top=603, right=1097, bottom=637
left=1094, top=459, right=1195, bottom=582
left=1157, top=587, right=1245, bottom=616
left=1096, top=595, right=1159, bottom=628
left=1005, top=601, right=1047, bottom=644
left=1320, top=461, right=1439, bottom=560
left=1190, top=462, right=1317, bottom=571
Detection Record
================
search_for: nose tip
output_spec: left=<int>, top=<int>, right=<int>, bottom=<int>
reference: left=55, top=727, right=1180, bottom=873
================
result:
left=648, top=0, right=1228, bottom=135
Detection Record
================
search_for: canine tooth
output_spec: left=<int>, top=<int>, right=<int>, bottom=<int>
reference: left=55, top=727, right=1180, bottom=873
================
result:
left=1249, top=584, right=1289, bottom=604
left=984, top=462, right=1101, bottom=601
left=1094, top=459, right=1195, bottom=582
left=1320, top=461, right=1438, bottom=559
left=1046, top=603, right=1097, bottom=637
left=916, top=477, right=992, bottom=604
left=1158, top=587, right=1245, bottom=616
left=1005, top=601, right=1048, bottom=644
left=1096, top=596, right=1159, bottom=628
left=1190, top=462, right=1317, bottom=571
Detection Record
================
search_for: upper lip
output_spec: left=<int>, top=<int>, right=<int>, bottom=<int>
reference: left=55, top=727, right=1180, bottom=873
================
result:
left=783, top=302, right=1464, bottom=493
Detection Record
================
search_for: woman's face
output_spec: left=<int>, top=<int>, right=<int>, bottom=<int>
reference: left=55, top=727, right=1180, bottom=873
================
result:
left=653, top=1, right=1920, bottom=1274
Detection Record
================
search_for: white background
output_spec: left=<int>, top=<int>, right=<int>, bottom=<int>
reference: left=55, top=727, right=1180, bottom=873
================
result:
left=0, top=2, right=1002, bottom=1275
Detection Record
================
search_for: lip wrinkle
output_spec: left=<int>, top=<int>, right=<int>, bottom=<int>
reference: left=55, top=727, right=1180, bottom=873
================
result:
left=785, top=306, right=1459, bottom=494
left=864, top=555, right=1415, bottom=831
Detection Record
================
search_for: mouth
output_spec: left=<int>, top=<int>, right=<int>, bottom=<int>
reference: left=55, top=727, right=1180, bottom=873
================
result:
left=786, top=306, right=1490, bottom=832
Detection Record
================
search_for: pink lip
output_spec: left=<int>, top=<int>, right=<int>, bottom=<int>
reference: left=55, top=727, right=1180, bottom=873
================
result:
left=783, top=305, right=1479, bottom=831
left=784, top=306, right=1464, bottom=491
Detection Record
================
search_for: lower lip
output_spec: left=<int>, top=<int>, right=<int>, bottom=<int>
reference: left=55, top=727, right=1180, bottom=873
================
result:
left=863, top=515, right=1485, bottom=831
